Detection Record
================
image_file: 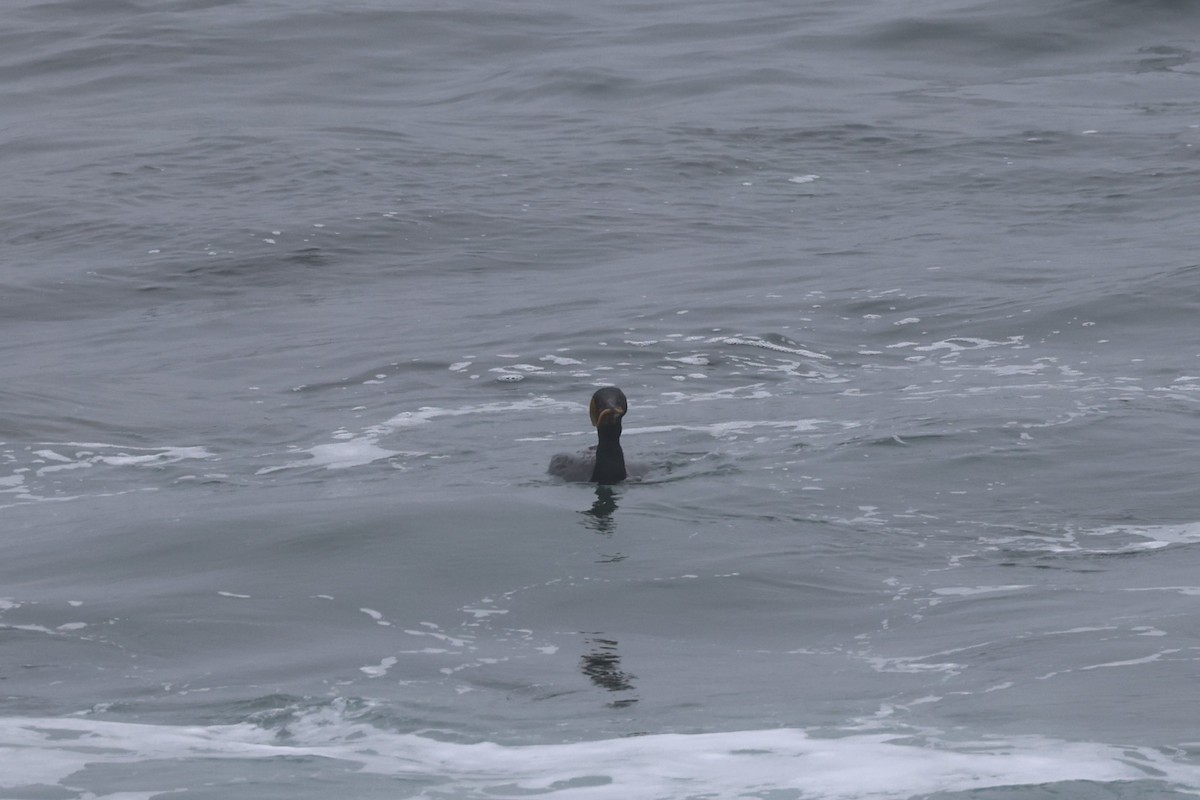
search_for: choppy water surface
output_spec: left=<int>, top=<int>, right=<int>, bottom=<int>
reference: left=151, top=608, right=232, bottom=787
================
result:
left=3, top=0, right=1200, bottom=797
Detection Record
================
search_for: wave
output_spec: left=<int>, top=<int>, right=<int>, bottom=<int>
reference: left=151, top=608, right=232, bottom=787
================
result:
left=2, top=709, right=1196, bottom=799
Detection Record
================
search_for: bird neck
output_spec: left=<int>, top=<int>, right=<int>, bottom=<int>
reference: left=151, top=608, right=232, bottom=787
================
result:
left=591, top=424, right=626, bottom=484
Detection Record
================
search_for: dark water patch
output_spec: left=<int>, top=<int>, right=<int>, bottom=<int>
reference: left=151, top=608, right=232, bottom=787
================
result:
left=1133, top=44, right=1196, bottom=73
left=865, top=17, right=1074, bottom=66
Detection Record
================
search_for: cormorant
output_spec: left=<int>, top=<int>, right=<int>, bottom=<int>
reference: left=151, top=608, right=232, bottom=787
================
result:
left=548, top=386, right=632, bottom=484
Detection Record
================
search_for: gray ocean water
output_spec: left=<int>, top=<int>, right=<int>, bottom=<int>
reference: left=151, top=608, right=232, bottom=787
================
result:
left=3, top=0, right=1200, bottom=797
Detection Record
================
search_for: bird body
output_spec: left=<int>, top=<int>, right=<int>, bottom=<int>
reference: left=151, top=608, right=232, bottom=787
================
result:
left=548, top=387, right=633, bottom=484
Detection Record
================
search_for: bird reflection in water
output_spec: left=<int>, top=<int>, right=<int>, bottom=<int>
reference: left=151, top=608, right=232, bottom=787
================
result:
left=580, top=635, right=637, bottom=708
left=582, top=486, right=618, bottom=529
left=581, top=487, right=625, bottom=563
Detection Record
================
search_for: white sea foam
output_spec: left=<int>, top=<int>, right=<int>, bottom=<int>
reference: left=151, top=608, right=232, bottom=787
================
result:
left=1124, top=586, right=1200, bottom=596
left=0, top=443, right=215, bottom=508
left=377, top=397, right=577, bottom=431
left=709, top=335, right=830, bottom=360
left=887, top=336, right=1027, bottom=359
left=659, top=384, right=774, bottom=403
left=1079, top=649, right=1182, bottom=671
left=31, top=444, right=214, bottom=476
left=666, top=354, right=710, bottom=366
left=254, top=396, right=589, bottom=474
left=359, top=607, right=391, bottom=626
left=1088, top=522, right=1200, bottom=547
left=541, top=354, right=583, bottom=365
left=265, top=400, right=580, bottom=474
left=983, top=520, right=1200, bottom=556
left=361, top=656, right=398, bottom=677
left=0, top=715, right=1194, bottom=799
left=929, top=585, right=1033, bottom=597
left=256, top=438, right=401, bottom=473
left=628, top=419, right=838, bottom=439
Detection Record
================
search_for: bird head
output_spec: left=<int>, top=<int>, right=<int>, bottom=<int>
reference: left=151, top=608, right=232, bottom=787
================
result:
left=589, top=386, right=628, bottom=429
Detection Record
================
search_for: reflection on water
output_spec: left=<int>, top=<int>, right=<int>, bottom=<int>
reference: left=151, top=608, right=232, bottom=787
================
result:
left=581, top=635, right=638, bottom=708
left=582, top=486, right=618, bottom=531
left=581, top=486, right=625, bottom=561
left=576, top=488, right=636, bottom=705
